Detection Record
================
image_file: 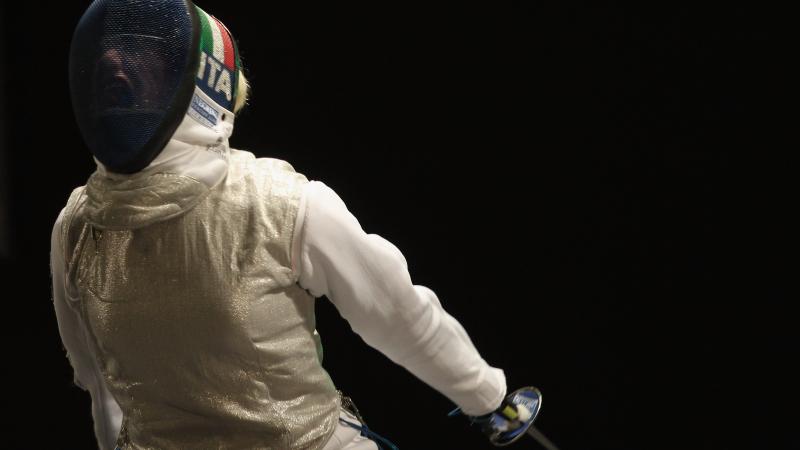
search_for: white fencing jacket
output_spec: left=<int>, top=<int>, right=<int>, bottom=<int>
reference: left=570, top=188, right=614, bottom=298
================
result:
left=51, top=112, right=507, bottom=447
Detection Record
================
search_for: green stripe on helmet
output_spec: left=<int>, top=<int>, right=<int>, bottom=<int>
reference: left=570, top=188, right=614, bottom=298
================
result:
left=196, top=6, right=214, bottom=56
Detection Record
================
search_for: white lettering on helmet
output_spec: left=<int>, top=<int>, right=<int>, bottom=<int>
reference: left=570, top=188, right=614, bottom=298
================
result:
left=215, top=69, right=232, bottom=101
left=196, top=52, right=233, bottom=103
left=206, top=58, right=222, bottom=89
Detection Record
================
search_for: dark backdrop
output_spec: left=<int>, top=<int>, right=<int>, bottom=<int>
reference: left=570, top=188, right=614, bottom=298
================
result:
left=0, top=2, right=785, bottom=449
left=0, top=2, right=7, bottom=258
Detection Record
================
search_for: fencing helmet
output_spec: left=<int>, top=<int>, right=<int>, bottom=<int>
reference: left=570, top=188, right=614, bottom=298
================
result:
left=69, top=0, right=242, bottom=174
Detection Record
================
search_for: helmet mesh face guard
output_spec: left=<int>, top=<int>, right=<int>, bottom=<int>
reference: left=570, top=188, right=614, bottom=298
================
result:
left=69, top=0, right=200, bottom=174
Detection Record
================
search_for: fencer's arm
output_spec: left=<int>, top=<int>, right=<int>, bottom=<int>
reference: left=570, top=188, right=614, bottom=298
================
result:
left=293, top=181, right=507, bottom=416
left=51, top=209, right=123, bottom=450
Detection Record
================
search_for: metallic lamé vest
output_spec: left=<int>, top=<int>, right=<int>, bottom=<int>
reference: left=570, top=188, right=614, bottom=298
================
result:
left=61, top=150, right=340, bottom=449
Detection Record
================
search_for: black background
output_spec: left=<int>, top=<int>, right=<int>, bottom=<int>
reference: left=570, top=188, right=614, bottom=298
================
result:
left=0, top=2, right=787, bottom=449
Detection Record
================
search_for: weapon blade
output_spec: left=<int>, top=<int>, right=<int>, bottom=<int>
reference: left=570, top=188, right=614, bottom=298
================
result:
left=526, top=426, right=561, bottom=450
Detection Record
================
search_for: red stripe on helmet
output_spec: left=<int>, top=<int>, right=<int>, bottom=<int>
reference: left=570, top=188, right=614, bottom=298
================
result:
left=213, top=16, right=235, bottom=70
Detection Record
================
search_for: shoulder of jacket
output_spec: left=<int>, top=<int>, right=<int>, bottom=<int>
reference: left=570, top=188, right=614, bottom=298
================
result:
left=67, top=185, right=87, bottom=201
left=58, top=184, right=89, bottom=266
left=231, top=149, right=307, bottom=181
left=229, top=148, right=298, bottom=172
left=255, top=157, right=297, bottom=174
left=62, top=185, right=88, bottom=221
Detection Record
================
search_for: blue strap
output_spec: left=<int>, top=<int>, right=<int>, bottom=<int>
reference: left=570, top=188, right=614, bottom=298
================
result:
left=340, top=418, right=400, bottom=450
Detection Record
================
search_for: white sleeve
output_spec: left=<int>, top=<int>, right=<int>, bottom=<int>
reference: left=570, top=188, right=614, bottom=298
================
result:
left=51, top=209, right=123, bottom=450
left=293, top=181, right=507, bottom=416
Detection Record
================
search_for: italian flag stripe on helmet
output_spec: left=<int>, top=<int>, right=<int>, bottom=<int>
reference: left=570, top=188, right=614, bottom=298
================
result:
left=213, top=16, right=235, bottom=70
left=196, top=7, right=238, bottom=71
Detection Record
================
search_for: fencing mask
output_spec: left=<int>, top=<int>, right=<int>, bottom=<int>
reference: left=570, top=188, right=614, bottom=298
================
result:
left=70, top=0, right=241, bottom=174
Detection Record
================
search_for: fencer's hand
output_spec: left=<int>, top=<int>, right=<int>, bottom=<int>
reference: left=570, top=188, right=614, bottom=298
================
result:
left=449, top=386, right=542, bottom=446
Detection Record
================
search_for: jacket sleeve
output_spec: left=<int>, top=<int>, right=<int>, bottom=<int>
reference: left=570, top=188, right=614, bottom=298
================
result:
left=292, top=181, right=507, bottom=416
left=51, top=208, right=123, bottom=449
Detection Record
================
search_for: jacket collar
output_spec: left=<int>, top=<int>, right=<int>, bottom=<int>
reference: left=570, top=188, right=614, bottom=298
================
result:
left=85, top=87, right=235, bottom=229
left=94, top=87, right=234, bottom=190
